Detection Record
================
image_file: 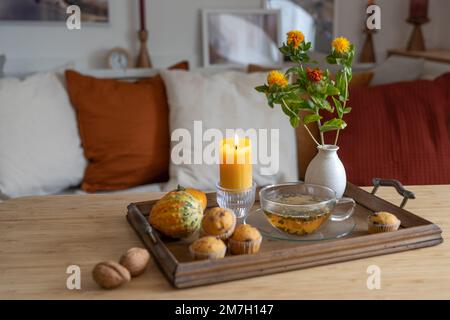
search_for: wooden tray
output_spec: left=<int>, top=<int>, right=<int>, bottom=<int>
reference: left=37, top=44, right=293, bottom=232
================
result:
left=126, top=182, right=443, bottom=288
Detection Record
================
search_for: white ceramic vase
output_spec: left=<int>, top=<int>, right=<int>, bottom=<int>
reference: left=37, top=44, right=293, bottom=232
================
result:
left=304, top=145, right=347, bottom=198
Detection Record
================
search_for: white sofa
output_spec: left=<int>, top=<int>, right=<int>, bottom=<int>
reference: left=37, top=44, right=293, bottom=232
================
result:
left=1, top=55, right=448, bottom=201
left=0, top=66, right=299, bottom=200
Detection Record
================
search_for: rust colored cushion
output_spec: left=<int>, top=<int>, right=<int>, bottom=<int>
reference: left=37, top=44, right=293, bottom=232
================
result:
left=349, top=71, right=374, bottom=87
left=65, top=62, right=188, bottom=192
left=325, top=73, right=450, bottom=186
left=330, top=71, right=374, bottom=87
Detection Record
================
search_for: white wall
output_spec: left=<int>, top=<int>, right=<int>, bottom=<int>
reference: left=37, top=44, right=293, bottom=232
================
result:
left=1, top=0, right=134, bottom=75
left=0, top=0, right=261, bottom=75
left=1, top=0, right=449, bottom=76
left=336, top=0, right=450, bottom=62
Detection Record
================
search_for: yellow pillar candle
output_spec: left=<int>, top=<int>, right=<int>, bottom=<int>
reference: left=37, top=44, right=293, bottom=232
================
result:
left=219, top=136, right=252, bottom=191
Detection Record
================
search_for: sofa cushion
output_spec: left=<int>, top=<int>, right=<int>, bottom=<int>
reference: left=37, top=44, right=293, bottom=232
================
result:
left=421, top=61, right=450, bottom=80
left=436, top=73, right=450, bottom=138
left=0, top=72, right=87, bottom=198
left=371, top=56, right=424, bottom=85
left=331, top=73, right=450, bottom=186
left=65, top=62, right=188, bottom=192
left=160, top=70, right=298, bottom=191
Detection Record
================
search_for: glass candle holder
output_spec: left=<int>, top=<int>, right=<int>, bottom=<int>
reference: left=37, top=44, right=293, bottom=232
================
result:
left=216, top=182, right=256, bottom=219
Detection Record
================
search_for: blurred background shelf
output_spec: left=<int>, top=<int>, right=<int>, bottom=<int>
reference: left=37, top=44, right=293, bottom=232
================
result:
left=388, top=49, right=450, bottom=64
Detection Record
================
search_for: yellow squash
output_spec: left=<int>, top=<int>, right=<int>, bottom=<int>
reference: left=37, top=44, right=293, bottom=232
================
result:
left=149, top=189, right=203, bottom=238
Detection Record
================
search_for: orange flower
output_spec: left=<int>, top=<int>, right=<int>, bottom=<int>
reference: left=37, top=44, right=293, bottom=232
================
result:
left=267, top=70, right=288, bottom=88
left=286, top=30, right=305, bottom=49
left=332, top=37, right=351, bottom=54
left=306, top=68, right=323, bottom=82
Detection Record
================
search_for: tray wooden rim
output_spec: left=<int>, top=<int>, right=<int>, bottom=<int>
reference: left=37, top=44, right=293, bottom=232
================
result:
left=126, top=183, right=443, bottom=288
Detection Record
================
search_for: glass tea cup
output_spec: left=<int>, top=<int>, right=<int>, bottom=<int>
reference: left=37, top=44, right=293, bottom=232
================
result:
left=259, top=183, right=355, bottom=236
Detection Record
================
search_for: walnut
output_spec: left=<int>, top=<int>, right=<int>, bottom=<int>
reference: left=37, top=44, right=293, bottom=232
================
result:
left=92, top=261, right=131, bottom=289
left=119, top=247, right=150, bottom=277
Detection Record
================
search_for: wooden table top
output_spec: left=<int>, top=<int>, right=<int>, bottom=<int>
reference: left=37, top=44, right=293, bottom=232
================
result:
left=0, top=185, right=449, bottom=299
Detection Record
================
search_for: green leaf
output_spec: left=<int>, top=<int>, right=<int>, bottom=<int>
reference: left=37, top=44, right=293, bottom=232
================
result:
left=332, top=96, right=342, bottom=109
left=326, top=55, right=336, bottom=64
left=255, top=85, right=268, bottom=93
left=283, top=99, right=307, bottom=111
left=268, top=95, right=275, bottom=108
left=291, top=53, right=309, bottom=64
left=335, top=71, right=347, bottom=99
left=320, top=119, right=347, bottom=132
left=343, top=107, right=352, bottom=114
left=326, top=85, right=340, bottom=96
left=281, top=101, right=298, bottom=118
left=310, top=96, right=333, bottom=112
left=322, top=99, right=333, bottom=112
left=279, top=46, right=291, bottom=55
left=280, top=99, right=301, bottom=128
left=344, top=65, right=352, bottom=76
left=306, top=99, right=318, bottom=112
left=268, top=84, right=288, bottom=94
left=332, top=96, right=343, bottom=118
left=303, top=114, right=322, bottom=124
left=292, top=86, right=306, bottom=96
left=310, top=95, right=321, bottom=106
left=285, top=66, right=303, bottom=76
left=289, top=116, right=300, bottom=128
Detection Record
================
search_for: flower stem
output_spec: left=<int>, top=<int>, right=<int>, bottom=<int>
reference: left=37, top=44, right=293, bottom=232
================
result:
left=334, top=71, right=349, bottom=146
left=317, top=120, right=325, bottom=145
left=304, top=124, right=321, bottom=147
left=281, top=98, right=320, bottom=147
left=281, top=98, right=298, bottom=119
left=334, top=129, right=340, bottom=146
left=315, top=109, right=324, bottom=145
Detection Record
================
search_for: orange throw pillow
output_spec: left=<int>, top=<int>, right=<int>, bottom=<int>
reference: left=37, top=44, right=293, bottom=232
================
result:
left=65, top=62, right=188, bottom=192
left=345, top=71, right=374, bottom=87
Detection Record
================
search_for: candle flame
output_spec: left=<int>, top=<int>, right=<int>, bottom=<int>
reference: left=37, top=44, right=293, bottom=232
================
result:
left=234, top=134, right=239, bottom=149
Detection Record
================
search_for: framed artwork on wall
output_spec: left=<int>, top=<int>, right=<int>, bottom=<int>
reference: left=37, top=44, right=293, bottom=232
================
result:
left=263, top=0, right=335, bottom=54
left=0, top=0, right=109, bottom=23
left=202, top=9, right=282, bottom=68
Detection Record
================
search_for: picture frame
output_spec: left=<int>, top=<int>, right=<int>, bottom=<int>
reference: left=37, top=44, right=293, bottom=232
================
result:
left=0, top=0, right=109, bottom=24
left=202, top=9, right=283, bottom=68
left=262, top=0, right=336, bottom=54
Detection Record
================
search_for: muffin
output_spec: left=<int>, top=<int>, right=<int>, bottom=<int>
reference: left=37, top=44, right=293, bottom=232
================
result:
left=368, top=211, right=401, bottom=234
left=189, top=236, right=227, bottom=260
left=201, top=207, right=236, bottom=240
left=228, top=224, right=262, bottom=255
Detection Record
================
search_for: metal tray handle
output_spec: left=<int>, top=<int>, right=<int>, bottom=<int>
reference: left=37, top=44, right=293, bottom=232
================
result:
left=371, top=178, right=415, bottom=208
left=127, top=203, right=158, bottom=244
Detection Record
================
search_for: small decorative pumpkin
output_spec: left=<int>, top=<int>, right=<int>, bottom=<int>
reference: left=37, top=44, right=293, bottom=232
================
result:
left=183, top=186, right=207, bottom=211
left=149, top=189, right=203, bottom=238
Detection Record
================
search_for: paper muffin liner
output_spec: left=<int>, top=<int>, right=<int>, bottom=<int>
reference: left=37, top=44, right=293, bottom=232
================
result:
left=188, top=243, right=227, bottom=260
left=179, top=229, right=201, bottom=244
left=228, top=236, right=262, bottom=255
left=368, top=218, right=401, bottom=234
left=201, top=211, right=237, bottom=241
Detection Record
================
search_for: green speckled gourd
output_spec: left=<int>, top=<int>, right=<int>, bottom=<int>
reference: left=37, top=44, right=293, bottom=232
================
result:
left=149, top=190, right=203, bottom=238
